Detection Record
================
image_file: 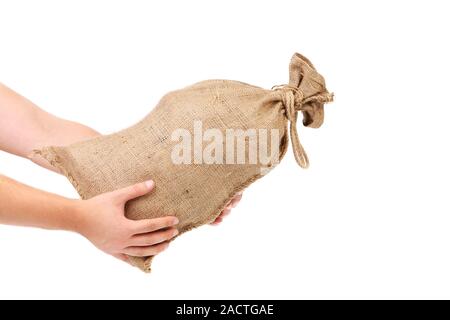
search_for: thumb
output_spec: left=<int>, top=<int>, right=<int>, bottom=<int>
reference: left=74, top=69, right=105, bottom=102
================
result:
left=112, top=180, right=155, bottom=204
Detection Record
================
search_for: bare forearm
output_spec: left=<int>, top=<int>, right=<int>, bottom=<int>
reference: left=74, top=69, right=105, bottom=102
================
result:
left=0, top=174, right=179, bottom=262
left=0, top=174, right=82, bottom=232
left=0, top=83, right=99, bottom=171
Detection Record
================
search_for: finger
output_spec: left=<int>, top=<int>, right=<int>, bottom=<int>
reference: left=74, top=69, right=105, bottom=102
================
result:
left=112, top=253, right=131, bottom=265
left=220, top=208, right=232, bottom=218
left=123, top=241, right=170, bottom=257
left=224, top=199, right=233, bottom=210
left=131, top=216, right=179, bottom=234
left=216, top=208, right=232, bottom=220
left=211, top=217, right=223, bottom=225
left=230, top=193, right=243, bottom=208
left=129, top=228, right=179, bottom=247
left=112, top=180, right=154, bottom=203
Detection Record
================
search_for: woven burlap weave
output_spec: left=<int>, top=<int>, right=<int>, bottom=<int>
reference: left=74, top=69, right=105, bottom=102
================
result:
left=35, top=53, right=333, bottom=272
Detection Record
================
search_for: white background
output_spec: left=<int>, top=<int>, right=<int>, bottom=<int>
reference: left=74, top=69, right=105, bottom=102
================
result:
left=0, top=0, right=449, bottom=299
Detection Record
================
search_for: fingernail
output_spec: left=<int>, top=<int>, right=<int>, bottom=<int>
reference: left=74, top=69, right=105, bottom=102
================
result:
left=174, top=229, right=179, bottom=236
left=145, top=180, right=154, bottom=189
left=173, top=217, right=179, bottom=224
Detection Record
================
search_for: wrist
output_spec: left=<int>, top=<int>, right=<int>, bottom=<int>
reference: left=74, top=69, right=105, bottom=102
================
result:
left=64, top=199, right=89, bottom=235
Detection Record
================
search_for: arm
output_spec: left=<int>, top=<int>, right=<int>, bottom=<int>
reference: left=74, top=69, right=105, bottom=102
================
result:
left=0, top=175, right=179, bottom=262
left=0, top=84, right=180, bottom=264
left=0, top=82, right=99, bottom=172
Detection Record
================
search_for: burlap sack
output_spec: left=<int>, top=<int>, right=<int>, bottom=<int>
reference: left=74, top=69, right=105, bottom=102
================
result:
left=36, top=53, right=333, bottom=272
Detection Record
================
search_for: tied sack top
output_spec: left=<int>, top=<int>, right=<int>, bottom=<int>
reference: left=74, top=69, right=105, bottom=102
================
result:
left=273, top=53, right=334, bottom=168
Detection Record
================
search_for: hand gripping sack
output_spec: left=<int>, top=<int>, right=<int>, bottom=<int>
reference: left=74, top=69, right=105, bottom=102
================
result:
left=36, top=53, right=333, bottom=272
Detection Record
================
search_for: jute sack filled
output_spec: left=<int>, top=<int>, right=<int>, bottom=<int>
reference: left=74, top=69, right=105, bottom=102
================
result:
left=36, top=53, right=333, bottom=272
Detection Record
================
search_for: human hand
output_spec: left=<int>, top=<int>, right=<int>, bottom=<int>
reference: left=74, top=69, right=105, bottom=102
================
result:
left=73, top=180, right=179, bottom=263
left=211, top=192, right=243, bottom=225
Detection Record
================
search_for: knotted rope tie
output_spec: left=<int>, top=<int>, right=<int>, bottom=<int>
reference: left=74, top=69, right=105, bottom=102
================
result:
left=272, top=84, right=329, bottom=168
